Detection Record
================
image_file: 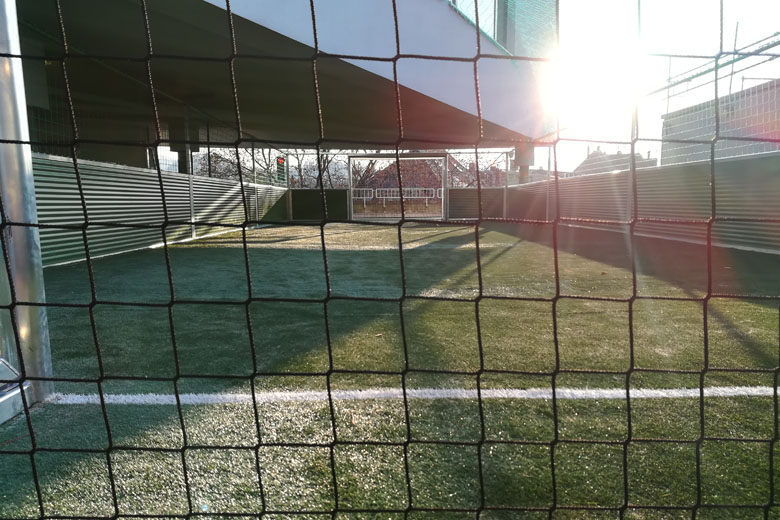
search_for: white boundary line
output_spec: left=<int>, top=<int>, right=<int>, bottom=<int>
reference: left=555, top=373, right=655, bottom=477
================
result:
left=49, top=386, right=777, bottom=405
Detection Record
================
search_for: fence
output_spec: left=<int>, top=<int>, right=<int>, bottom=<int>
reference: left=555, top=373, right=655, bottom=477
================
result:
left=33, top=154, right=288, bottom=265
left=374, top=187, right=438, bottom=200
left=34, top=153, right=780, bottom=261
left=291, top=153, right=780, bottom=254
left=507, top=152, right=780, bottom=253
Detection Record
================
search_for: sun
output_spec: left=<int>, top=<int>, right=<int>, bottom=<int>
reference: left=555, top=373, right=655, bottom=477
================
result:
left=541, top=0, right=646, bottom=142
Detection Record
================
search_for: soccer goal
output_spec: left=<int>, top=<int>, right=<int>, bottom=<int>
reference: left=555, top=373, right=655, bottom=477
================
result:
left=348, top=154, right=448, bottom=220
left=0, top=0, right=52, bottom=426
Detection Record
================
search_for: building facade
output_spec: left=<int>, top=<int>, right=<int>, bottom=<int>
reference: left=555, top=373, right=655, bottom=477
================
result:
left=572, top=148, right=657, bottom=177
left=661, top=79, right=780, bottom=165
left=451, top=0, right=556, bottom=58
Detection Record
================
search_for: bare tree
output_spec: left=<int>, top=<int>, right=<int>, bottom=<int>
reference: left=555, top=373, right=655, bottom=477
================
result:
left=447, top=151, right=508, bottom=187
left=288, top=150, right=351, bottom=189
left=287, top=149, right=309, bottom=188
left=351, top=158, right=379, bottom=188
left=192, top=148, right=510, bottom=188
left=193, top=147, right=284, bottom=184
left=350, top=156, right=445, bottom=189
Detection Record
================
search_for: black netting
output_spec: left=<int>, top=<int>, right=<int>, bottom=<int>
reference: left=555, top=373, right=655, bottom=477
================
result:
left=2, top=0, right=780, bottom=518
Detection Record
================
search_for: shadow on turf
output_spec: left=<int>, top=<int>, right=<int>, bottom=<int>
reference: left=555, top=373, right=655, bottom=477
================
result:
left=2, top=225, right=531, bottom=514
left=523, top=224, right=780, bottom=369
left=551, top=224, right=780, bottom=299
left=5, top=223, right=777, bottom=513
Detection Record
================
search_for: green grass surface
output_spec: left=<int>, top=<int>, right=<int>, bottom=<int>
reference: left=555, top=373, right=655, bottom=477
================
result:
left=2, top=222, right=780, bottom=518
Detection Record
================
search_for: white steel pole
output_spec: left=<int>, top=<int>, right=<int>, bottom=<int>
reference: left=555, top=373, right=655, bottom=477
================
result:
left=347, top=156, right=353, bottom=221
left=442, top=156, right=449, bottom=221
left=188, top=154, right=195, bottom=238
left=188, top=173, right=195, bottom=239
left=546, top=146, right=551, bottom=222
left=503, top=151, right=508, bottom=219
left=252, top=144, right=258, bottom=222
left=285, top=153, right=292, bottom=221
left=0, top=0, right=52, bottom=409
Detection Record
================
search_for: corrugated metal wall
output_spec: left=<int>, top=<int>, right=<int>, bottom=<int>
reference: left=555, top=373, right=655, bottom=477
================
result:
left=507, top=153, right=780, bottom=252
left=33, top=154, right=287, bottom=265
left=33, top=153, right=780, bottom=262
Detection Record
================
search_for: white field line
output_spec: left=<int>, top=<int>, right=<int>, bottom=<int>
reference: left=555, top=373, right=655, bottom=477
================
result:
left=49, top=386, right=777, bottom=405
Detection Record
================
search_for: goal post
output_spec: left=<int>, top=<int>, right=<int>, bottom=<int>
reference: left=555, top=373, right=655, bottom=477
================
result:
left=348, top=153, right=448, bottom=220
left=0, top=0, right=52, bottom=423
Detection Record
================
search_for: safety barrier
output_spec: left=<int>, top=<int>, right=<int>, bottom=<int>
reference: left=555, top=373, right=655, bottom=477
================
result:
left=33, top=154, right=287, bottom=265
left=507, top=153, right=780, bottom=253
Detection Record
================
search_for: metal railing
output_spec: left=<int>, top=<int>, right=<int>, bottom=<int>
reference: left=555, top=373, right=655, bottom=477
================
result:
left=374, top=187, right=437, bottom=199
left=351, top=188, right=374, bottom=200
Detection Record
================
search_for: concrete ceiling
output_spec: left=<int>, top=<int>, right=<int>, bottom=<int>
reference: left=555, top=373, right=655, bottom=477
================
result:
left=17, top=0, right=549, bottom=149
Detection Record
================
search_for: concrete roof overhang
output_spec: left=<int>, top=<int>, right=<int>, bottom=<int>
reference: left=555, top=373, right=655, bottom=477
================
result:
left=17, top=0, right=553, bottom=150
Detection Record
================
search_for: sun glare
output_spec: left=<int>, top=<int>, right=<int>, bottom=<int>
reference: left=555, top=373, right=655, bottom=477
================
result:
left=544, top=2, right=644, bottom=141
left=547, top=49, right=643, bottom=140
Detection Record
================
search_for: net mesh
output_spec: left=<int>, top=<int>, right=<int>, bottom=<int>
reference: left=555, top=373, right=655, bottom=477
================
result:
left=2, top=0, right=780, bottom=518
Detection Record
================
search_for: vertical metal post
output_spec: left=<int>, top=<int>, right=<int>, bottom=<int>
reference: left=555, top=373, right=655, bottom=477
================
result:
left=347, top=156, right=353, bottom=221
left=442, top=156, right=449, bottom=221
left=285, top=153, right=293, bottom=221
left=184, top=121, right=195, bottom=239
left=0, top=0, right=52, bottom=412
left=206, top=121, right=211, bottom=177
left=626, top=164, right=634, bottom=222
left=546, top=146, right=551, bottom=222
left=188, top=155, right=195, bottom=238
left=252, top=144, right=259, bottom=222
left=503, top=151, right=508, bottom=219
left=188, top=171, right=195, bottom=239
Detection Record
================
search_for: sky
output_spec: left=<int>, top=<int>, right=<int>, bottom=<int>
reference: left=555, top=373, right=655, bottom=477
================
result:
left=536, top=0, right=780, bottom=171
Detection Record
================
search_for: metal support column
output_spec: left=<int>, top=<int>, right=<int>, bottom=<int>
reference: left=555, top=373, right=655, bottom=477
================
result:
left=188, top=172, right=195, bottom=239
left=0, top=0, right=53, bottom=421
left=184, top=121, right=195, bottom=239
left=626, top=161, right=634, bottom=223
left=285, top=153, right=293, bottom=221
left=347, top=156, right=353, bottom=221
left=546, top=146, right=552, bottom=222
left=252, top=144, right=259, bottom=222
left=442, top=157, right=449, bottom=221
left=503, top=151, right=508, bottom=219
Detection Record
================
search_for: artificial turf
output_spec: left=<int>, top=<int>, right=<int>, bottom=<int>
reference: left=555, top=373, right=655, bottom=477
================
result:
left=2, top=222, right=780, bottom=518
